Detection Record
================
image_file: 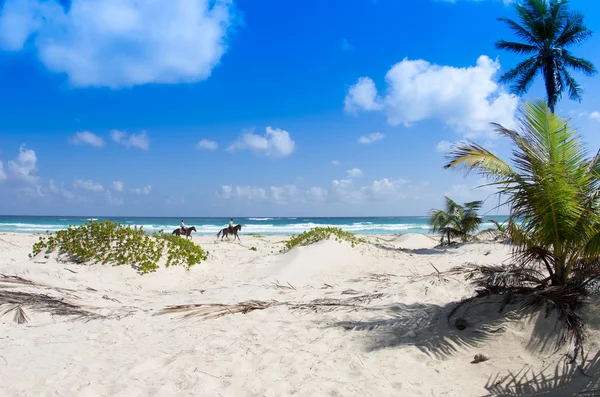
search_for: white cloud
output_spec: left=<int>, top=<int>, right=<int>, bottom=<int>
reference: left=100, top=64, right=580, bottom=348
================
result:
left=106, top=190, right=123, bottom=206
left=331, top=178, right=368, bottom=204
left=74, top=179, right=104, bottom=192
left=332, top=160, right=341, bottom=166
left=0, top=0, right=234, bottom=88
left=344, top=56, right=518, bottom=137
left=0, top=161, right=6, bottom=182
left=358, top=132, right=385, bottom=144
left=436, top=140, right=454, bottom=153
left=7, top=144, right=39, bottom=185
left=347, top=168, right=363, bottom=178
left=331, top=177, right=421, bottom=204
left=306, top=186, right=328, bottom=202
left=217, top=177, right=422, bottom=206
left=132, top=185, right=152, bottom=195
left=227, top=127, right=296, bottom=158
left=370, top=178, right=411, bottom=201
left=344, top=77, right=383, bottom=113
left=68, top=131, right=104, bottom=148
left=270, top=184, right=299, bottom=204
left=590, top=111, right=600, bottom=121
left=196, top=139, right=218, bottom=151
left=217, top=185, right=267, bottom=201
left=218, top=184, right=327, bottom=204
left=110, top=130, right=149, bottom=150
left=110, top=181, right=124, bottom=192
left=218, top=185, right=233, bottom=199
left=48, top=179, right=77, bottom=201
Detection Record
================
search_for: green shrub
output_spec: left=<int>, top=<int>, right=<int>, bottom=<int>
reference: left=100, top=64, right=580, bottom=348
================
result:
left=30, top=221, right=208, bottom=273
left=281, top=227, right=365, bottom=253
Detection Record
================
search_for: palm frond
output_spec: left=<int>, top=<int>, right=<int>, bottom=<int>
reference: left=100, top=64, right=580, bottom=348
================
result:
left=497, top=17, right=540, bottom=46
left=444, top=141, right=516, bottom=183
left=495, top=40, right=539, bottom=55
left=555, top=12, right=592, bottom=47
left=559, top=68, right=583, bottom=101
left=561, top=54, right=598, bottom=76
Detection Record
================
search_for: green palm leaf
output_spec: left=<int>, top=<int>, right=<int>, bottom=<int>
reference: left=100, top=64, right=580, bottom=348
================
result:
left=445, top=100, right=600, bottom=286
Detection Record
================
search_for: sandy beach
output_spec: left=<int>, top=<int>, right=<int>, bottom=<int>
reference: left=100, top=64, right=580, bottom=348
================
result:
left=1, top=232, right=599, bottom=397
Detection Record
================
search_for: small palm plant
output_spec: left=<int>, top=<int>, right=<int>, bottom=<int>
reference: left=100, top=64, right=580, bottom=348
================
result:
left=445, top=100, right=600, bottom=360
left=496, top=0, right=597, bottom=112
left=429, top=197, right=483, bottom=245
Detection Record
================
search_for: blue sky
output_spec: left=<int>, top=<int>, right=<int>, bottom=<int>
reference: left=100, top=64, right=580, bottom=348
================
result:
left=1, top=0, right=600, bottom=217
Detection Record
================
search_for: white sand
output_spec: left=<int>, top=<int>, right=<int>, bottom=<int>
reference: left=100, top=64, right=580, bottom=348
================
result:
left=1, top=232, right=599, bottom=396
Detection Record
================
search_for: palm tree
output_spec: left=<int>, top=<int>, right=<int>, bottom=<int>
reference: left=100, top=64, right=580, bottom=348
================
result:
left=496, top=0, right=597, bottom=113
left=428, top=197, right=483, bottom=244
left=444, top=100, right=600, bottom=361
left=445, top=100, right=600, bottom=287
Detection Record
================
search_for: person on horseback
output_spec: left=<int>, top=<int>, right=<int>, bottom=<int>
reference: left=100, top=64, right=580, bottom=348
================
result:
left=180, top=220, right=187, bottom=234
left=228, top=218, right=234, bottom=233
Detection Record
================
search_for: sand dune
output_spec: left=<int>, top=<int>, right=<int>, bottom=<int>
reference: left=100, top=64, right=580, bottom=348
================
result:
left=1, top=233, right=599, bottom=396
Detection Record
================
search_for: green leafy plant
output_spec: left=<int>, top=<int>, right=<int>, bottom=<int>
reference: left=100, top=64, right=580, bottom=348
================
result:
left=249, top=247, right=257, bottom=251
left=428, top=197, right=483, bottom=244
left=281, top=227, right=365, bottom=253
left=30, top=221, right=208, bottom=273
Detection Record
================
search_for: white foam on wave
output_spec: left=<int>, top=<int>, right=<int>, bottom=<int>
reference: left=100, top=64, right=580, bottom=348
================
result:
left=0, top=220, right=434, bottom=235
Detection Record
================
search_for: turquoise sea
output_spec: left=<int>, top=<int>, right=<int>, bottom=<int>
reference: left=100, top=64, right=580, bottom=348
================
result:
left=0, top=216, right=510, bottom=235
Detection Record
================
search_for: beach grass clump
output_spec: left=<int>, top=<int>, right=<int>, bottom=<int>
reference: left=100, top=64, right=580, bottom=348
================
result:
left=30, top=220, right=208, bottom=273
left=159, top=234, right=209, bottom=271
left=281, top=227, right=365, bottom=253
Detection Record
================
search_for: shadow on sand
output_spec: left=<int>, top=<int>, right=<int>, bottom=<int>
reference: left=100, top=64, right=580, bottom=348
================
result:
left=332, top=293, right=600, bottom=395
left=332, top=294, right=523, bottom=359
left=371, top=242, right=462, bottom=256
left=482, top=350, right=600, bottom=397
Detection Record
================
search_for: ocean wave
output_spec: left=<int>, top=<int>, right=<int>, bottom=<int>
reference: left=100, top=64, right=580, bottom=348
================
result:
left=0, top=221, right=434, bottom=235
left=248, top=218, right=274, bottom=221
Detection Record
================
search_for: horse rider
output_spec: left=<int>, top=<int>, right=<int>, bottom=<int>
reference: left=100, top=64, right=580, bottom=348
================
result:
left=180, top=220, right=187, bottom=234
left=228, top=218, right=234, bottom=233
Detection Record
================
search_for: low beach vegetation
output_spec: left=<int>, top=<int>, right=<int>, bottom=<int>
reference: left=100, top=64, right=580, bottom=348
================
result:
left=445, top=100, right=600, bottom=360
left=281, top=227, right=365, bottom=253
left=30, top=220, right=208, bottom=273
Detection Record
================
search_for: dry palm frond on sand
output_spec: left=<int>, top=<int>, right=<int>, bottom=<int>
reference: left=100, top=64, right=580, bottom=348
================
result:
left=0, top=290, right=105, bottom=323
left=158, top=293, right=386, bottom=319
left=158, top=300, right=273, bottom=319
left=0, top=274, right=79, bottom=297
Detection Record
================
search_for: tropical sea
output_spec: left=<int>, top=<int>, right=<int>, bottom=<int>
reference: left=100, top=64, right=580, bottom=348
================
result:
left=0, top=215, right=510, bottom=235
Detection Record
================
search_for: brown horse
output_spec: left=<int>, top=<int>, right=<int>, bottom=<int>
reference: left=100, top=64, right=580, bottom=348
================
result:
left=217, top=224, right=242, bottom=241
left=172, top=226, right=197, bottom=239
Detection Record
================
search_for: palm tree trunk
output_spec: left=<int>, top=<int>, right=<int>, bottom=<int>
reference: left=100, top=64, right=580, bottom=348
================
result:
left=543, top=62, right=557, bottom=113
